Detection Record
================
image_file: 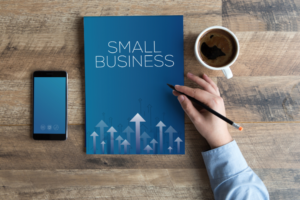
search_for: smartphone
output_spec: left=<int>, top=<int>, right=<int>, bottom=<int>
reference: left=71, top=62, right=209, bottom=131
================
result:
left=33, top=71, right=68, bottom=140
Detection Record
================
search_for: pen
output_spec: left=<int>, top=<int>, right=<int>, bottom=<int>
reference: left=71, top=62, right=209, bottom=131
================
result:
left=167, top=84, right=243, bottom=131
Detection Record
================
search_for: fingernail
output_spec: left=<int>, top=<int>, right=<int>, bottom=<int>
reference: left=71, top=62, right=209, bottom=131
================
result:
left=178, top=95, right=185, bottom=103
left=203, top=73, right=207, bottom=77
left=175, top=85, right=180, bottom=89
left=187, top=72, right=193, bottom=77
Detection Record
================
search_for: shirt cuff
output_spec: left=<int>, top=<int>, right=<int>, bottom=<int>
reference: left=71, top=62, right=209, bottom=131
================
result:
left=201, top=140, right=248, bottom=180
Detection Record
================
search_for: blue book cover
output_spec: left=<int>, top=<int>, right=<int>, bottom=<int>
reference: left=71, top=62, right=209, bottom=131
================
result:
left=84, top=16, right=184, bottom=154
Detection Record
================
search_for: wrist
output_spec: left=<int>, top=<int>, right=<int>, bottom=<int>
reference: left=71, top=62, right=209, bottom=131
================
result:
left=206, top=132, right=233, bottom=149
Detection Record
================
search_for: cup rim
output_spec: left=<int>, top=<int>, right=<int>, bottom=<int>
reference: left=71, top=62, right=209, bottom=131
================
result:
left=194, top=26, right=240, bottom=70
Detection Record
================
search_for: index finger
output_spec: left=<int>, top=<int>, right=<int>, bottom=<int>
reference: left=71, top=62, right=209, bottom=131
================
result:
left=187, top=72, right=218, bottom=96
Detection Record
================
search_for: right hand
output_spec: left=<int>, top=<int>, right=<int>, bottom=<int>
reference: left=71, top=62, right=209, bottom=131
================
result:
left=173, top=72, right=232, bottom=149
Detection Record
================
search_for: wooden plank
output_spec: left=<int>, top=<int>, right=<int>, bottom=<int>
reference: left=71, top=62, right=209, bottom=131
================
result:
left=185, top=32, right=300, bottom=77
left=0, top=122, right=300, bottom=170
left=222, top=0, right=300, bottom=32
left=0, top=168, right=300, bottom=199
left=0, top=0, right=221, bottom=80
left=1, top=76, right=300, bottom=125
left=256, top=169, right=300, bottom=200
left=218, top=76, right=300, bottom=122
left=0, top=125, right=209, bottom=170
left=0, top=77, right=217, bottom=126
left=229, top=122, right=300, bottom=169
left=1, top=32, right=299, bottom=81
left=0, top=79, right=84, bottom=125
left=0, top=169, right=213, bottom=200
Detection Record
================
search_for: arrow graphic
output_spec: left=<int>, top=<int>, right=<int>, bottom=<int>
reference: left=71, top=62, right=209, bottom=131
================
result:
left=168, top=146, right=172, bottom=154
left=130, top=113, right=145, bottom=154
left=121, top=139, right=130, bottom=154
left=165, top=126, right=177, bottom=148
left=123, top=126, right=134, bottom=143
left=90, top=131, right=99, bottom=154
left=96, top=120, right=108, bottom=142
left=116, top=135, right=124, bottom=154
left=140, top=131, right=150, bottom=149
left=175, top=137, right=183, bottom=153
left=107, top=126, right=117, bottom=154
left=144, top=145, right=153, bottom=154
left=156, top=121, right=166, bottom=153
left=150, top=139, right=158, bottom=154
left=101, top=141, right=106, bottom=154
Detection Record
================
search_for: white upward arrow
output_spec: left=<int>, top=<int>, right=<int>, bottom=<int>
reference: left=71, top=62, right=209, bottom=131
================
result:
left=107, top=126, right=117, bottom=154
left=130, top=113, right=145, bottom=154
left=150, top=139, right=158, bottom=154
left=121, top=139, right=131, bottom=154
left=168, top=146, right=173, bottom=154
left=144, top=145, right=153, bottom=154
left=101, top=141, right=106, bottom=154
left=165, top=126, right=177, bottom=148
left=96, top=120, right=108, bottom=142
left=174, top=137, right=183, bottom=153
left=116, top=135, right=124, bottom=154
left=90, top=131, right=98, bottom=154
left=156, top=121, right=166, bottom=153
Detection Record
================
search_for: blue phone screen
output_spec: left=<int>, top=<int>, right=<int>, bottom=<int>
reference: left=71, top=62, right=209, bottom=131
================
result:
left=34, top=77, right=66, bottom=134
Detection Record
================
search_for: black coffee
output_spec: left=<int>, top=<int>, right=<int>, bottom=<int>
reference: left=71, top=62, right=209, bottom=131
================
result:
left=199, top=29, right=237, bottom=67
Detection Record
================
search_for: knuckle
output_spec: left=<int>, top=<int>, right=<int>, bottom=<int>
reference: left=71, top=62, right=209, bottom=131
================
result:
left=202, top=83, right=211, bottom=90
left=192, top=88, right=197, bottom=98
left=194, top=88, right=201, bottom=96
left=213, top=96, right=224, bottom=105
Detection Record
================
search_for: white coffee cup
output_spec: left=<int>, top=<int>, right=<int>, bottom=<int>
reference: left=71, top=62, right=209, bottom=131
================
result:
left=194, top=26, right=239, bottom=79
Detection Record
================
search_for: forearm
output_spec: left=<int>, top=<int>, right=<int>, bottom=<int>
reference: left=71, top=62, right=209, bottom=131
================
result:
left=202, top=140, right=269, bottom=200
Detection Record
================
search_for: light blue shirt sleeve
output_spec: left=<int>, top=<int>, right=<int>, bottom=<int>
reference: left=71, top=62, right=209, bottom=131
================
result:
left=202, top=140, right=269, bottom=200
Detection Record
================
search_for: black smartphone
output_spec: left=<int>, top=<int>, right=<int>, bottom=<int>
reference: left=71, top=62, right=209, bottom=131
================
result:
left=33, top=71, right=68, bottom=140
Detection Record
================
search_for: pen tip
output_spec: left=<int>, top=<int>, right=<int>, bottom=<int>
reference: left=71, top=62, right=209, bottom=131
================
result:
left=239, top=127, right=243, bottom=131
left=167, top=84, right=174, bottom=90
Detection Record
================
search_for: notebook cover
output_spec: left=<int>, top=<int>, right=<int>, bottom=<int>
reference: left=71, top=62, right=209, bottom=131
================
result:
left=84, top=16, right=184, bottom=154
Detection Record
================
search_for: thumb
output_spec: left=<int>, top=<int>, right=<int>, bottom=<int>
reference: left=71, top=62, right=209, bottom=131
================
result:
left=178, top=95, right=203, bottom=124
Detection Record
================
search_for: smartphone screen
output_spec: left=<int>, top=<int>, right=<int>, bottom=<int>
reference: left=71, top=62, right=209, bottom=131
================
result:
left=33, top=71, right=68, bottom=140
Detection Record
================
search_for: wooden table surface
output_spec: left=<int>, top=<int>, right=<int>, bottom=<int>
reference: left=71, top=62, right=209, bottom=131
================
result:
left=1, top=0, right=300, bottom=199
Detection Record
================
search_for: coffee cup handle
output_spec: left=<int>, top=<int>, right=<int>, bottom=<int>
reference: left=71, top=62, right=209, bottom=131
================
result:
left=222, top=68, right=233, bottom=79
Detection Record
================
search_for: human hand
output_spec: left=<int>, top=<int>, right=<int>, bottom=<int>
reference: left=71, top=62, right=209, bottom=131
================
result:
left=173, top=72, right=232, bottom=149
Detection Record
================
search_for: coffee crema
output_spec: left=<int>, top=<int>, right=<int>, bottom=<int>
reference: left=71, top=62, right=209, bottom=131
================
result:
left=198, top=29, right=237, bottom=67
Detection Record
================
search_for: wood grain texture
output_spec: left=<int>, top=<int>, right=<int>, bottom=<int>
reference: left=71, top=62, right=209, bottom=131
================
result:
left=0, top=77, right=217, bottom=126
left=0, top=169, right=213, bottom=200
left=1, top=0, right=300, bottom=199
left=0, top=168, right=299, bottom=200
left=218, top=76, right=300, bottom=122
left=0, top=122, right=299, bottom=170
left=0, top=0, right=221, bottom=80
left=2, top=31, right=300, bottom=82
left=222, top=0, right=300, bottom=31
left=1, top=76, right=299, bottom=125
left=0, top=79, right=84, bottom=125
left=0, top=124, right=209, bottom=170
left=185, top=31, right=300, bottom=77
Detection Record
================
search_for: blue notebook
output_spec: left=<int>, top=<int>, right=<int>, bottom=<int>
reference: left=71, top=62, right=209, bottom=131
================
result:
left=84, top=16, right=184, bottom=154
